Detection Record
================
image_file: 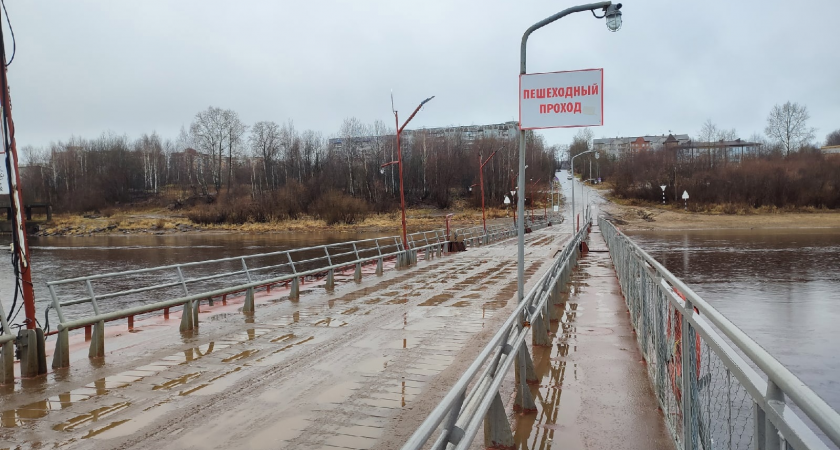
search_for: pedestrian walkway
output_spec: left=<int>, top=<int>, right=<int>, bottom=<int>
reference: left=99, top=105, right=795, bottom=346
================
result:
left=509, top=224, right=674, bottom=449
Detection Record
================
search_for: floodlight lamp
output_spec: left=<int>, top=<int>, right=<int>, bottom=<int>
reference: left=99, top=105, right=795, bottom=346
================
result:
left=605, top=3, right=622, bottom=32
left=380, top=167, right=385, bottom=175
left=595, top=152, right=600, bottom=160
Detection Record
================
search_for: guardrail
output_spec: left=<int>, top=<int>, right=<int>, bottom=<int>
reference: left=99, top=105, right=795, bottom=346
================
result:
left=599, top=217, right=840, bottom=450
left=401, top=212, right=589, bottom=450
left=44, top=222, right=529, bottom=371
left=453, top=216, right=558, bottom=248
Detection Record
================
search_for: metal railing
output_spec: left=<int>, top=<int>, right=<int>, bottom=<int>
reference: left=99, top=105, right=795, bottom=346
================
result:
left=0, top=300, right=13, bottom=345
left=401, top=213, right=589, bottom=450
left=453, top=216, right=558, bottom=248
left=46, top=229, right=448, bottom=367
left=599, top=217, right=840, bottom=450
left=45, top=223, right=529, bottom=370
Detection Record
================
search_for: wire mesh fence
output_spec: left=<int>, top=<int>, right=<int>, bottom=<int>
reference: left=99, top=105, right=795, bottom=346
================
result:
left=600, top=217, right=839, bottom=450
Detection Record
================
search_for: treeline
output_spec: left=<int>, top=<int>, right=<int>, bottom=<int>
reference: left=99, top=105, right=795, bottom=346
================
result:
left=594, top=149, right=840, bottom=210
left=20, top=107, right=557, bottom=223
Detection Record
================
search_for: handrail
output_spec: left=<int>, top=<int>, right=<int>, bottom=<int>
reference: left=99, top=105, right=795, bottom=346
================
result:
left=599, top=217, right=840, bottom=449
left=402, top=213, right=588, bottom=450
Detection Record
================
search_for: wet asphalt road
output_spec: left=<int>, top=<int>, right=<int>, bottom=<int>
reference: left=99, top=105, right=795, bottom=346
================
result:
left=1, top=225, right=571, bottom=450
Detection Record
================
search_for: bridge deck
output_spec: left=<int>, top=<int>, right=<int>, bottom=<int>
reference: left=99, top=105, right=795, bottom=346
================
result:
left=1, top=227, right=569, bottom=450
left=504, top=225, right=673, bottom=449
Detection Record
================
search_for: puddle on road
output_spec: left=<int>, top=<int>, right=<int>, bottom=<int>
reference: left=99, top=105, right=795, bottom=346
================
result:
left=311, top=318, right=347, bottom=327
left=221, top=349, right=259, bottom=363
left=52, top=401, right=132, bottom=432
left=418, top=294, right=451, bottom=307
left=152, top=372, right=203, bottom=391
left=84, top=401, right=177, bottom=440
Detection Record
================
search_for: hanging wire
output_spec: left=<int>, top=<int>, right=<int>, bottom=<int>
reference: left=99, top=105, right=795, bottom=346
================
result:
left=1, top=0, right=13, bottom=66
left=0, top=1, right=24, bottom=333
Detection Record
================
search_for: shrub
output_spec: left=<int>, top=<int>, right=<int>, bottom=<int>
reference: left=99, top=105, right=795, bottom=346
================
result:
left=311, top=190, right=369, bottom=225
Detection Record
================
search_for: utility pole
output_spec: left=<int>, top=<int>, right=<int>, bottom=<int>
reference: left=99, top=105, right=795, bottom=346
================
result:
left=1, top=14, right=46, bottom=377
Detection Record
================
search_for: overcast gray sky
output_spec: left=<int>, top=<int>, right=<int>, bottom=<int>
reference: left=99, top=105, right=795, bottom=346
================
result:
left=7, top=0, right=840, bottom=150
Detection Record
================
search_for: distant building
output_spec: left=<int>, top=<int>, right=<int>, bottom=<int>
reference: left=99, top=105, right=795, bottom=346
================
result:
left=593, top=133, right=762, bottom=163
left=678, top=139, right=763, bottom=163
left=821, top=145, right=840, bottom=155
left=593, top=134, right=691, bottom=158
left=328, top=121, right=521, bottom=151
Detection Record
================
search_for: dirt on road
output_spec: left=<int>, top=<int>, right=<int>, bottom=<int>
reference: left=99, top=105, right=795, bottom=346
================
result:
left=1, top=226, right=570, bottom=450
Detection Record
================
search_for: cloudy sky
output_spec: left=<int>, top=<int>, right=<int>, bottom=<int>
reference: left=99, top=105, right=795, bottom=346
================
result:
left=6, top=0, right=840, bottom=150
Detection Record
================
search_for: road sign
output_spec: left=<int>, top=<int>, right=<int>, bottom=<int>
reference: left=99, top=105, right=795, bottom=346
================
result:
left=519, top=68, right=603, bottom=130
left=682, top=190, right=689, bottom=200
left=504, top=196, right=511, bottom=205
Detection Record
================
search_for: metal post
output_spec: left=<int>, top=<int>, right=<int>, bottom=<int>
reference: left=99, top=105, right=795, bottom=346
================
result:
left=0, top=29, right=38, bottom=331
left=395, top=112, right=408, bottom=249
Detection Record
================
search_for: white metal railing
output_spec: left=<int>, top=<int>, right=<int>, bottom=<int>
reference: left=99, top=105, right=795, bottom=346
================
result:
left=402, top=211, right=588, bottom=450
left=599, top=217, right=840, bottom=450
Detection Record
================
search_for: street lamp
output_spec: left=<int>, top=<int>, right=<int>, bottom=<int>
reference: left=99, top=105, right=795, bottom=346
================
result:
left=478, top=150, right=498, bottom=233
left=386, top=94, right=435, bottom=259
left=570, top=149, right=599, bottom=232
left=514, top=1, right=623, bottom=415
left=517, top=1, right=624, bottom=306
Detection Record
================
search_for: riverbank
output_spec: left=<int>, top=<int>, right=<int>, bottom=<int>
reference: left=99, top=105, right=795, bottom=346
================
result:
left=600, top=198, right=840, bottom=231
left=30, top=206, right=520, bottom=237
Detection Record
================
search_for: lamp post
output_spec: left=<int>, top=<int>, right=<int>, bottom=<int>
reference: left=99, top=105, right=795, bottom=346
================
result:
left=517, top=1, right=623, bottom=303
left=570, top=149, right=599, bottom=232
left=384, top=95, right=434, bottom=255
left=514, top=1, right=623, bottom=420
left=477, top=150, right=498, bottom=233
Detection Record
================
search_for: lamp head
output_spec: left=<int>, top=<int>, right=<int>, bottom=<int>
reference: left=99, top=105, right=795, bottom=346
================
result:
left=595, top=151, right=600, bottom=160
left=380, top=167, right=385, bottom=175
left=605, top=3, right=622, bottom=32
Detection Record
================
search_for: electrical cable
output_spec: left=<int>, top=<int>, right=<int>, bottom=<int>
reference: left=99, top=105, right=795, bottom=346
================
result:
left=592, top=9, right=606, bottom=19
left=1, top=0, right=14, bottom=66
left=0, top=3, right=24, bottom=333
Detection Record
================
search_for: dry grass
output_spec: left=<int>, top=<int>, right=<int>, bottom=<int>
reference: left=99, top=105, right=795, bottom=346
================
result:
left=38, top=206, right=503, bottom=235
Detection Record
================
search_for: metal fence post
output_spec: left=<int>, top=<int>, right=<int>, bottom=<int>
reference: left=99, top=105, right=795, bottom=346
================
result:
left=484, top=391, right=515, bottom=448
left=88, top=320, right=105, bottom=359
left=326, top=269, right=336, bottom=290
left=354, top=263, right=363, bottom=283
left=0, top=340, right=13, bottom=383
left=244, top=287, right=255, bottom=312
left=765, top=381, right=785, bottom=450
left=290, top=277, right=300, bottom=300
left=681, top=299, right=698, bottom=450
left=376, top=258, right=384, bottom=276
left=179, top=300, right=194, bottom=332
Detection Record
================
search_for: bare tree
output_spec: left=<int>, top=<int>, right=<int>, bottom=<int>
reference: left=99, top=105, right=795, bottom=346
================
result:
left=764, top=101, right=816, bottom=155
left=190, top=107, right=227, bottom=195
left=826, top=129, right=840, bottom=147
left=249, top=121, right=281, bottom=190
left=223, top=109, right=247, bottom=193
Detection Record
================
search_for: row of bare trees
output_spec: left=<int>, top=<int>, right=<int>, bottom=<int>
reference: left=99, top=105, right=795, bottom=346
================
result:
left=19, top=107, right=559, bottom=220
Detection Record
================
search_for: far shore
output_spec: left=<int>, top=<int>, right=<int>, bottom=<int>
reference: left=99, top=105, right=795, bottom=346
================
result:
left=25, top=206, right=522, bottom=238
left=600, top=201, right=840, bottom=231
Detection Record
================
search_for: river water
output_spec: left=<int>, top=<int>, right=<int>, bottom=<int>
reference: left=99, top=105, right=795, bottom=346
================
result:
left=0, top=231, right=388, bottom=325
left=626, top=228, right=840, bottom=414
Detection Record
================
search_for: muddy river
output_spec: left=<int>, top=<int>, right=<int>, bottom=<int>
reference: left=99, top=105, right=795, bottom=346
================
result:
left=626, top=228, right=840, bottom=413
left=0, top=231, right=388, bottom=324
